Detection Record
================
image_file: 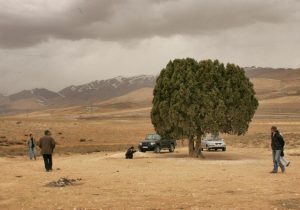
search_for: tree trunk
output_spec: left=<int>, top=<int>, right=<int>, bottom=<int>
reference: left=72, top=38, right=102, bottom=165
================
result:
left=194, top=134, right=205, bottom=158
left=188, top=136, right=195, bottom=157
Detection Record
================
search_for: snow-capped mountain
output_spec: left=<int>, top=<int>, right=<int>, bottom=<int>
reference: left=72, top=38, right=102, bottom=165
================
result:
left=1, top=68, right=300, bottom=115
left=0, top=75, right=156, bottom=114
left=9, top=88, right=62, bottom=102
left=59, top=75, right=156, bottom=104
left=0, top=89, right=63, bottom=114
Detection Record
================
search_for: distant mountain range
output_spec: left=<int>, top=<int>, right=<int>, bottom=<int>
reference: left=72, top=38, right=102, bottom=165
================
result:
left=0, top=75, right=156, bottom=114
left=59, top=75, right=155, bottom=104
left=1, top=67, right=300, bottom=115
left=244, top=67, right=300, bottom=98
left=244, top=66, right=300, bottom=80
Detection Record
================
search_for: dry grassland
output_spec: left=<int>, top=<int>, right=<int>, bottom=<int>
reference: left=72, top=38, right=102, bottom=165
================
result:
left=1, top=93, right=300, bottom=209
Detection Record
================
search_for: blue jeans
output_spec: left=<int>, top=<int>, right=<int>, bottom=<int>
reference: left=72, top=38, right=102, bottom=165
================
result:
left=272, top=150, right=284, bottom=172
left=28, top=148, right=36, bottom=160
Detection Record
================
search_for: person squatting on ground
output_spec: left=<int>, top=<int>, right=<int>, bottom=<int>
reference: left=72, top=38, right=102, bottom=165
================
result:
left=39, top=130, right=56, bottom=172
left=125, top=146, right=136, bottom=159
left=270, top=126, right=286, bottom=173
left=27, top=134, right=36, bottom=160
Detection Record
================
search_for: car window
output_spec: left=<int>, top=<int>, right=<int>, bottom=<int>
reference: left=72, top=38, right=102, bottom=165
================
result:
left=145, top=134, right=161, bottom=140
left=206, top=138, right=222, bottom=141
left=145, top=134, right=153, bottom=140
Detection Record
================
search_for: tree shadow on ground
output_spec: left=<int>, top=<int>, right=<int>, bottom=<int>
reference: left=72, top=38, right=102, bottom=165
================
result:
left=133, top=150, right=258, bottom=161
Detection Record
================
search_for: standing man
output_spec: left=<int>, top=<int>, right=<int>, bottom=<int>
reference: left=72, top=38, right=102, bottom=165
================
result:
left=39, top=130, right=56, bottom=172
left=27, top=134, right=36, bottom=160
left=270, top=126, right=285, bottom=173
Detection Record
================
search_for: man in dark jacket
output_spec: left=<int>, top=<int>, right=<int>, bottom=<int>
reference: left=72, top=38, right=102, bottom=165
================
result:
left=270, top=126, right=285, bottom=173
left=39, top=130, right=56, bottom=172
left=125, top=146, right=136, bottom=159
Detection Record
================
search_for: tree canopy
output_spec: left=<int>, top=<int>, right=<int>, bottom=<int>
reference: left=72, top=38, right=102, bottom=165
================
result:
left=151, top=58, right=259, bottom=157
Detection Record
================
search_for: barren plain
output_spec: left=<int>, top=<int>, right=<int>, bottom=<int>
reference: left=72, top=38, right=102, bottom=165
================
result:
left=1, top=86, right=300, bottom=209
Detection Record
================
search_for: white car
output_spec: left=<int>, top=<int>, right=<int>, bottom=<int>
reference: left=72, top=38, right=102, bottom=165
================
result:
left=201, top=136, right=226, bottom=151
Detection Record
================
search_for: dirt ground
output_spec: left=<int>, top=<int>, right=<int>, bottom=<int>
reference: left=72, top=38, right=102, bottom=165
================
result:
left=1, top=147, right=300, bottom=210
left=1, top=105, right=300, bottom=209
left=1, top=108, right=300, bottom=157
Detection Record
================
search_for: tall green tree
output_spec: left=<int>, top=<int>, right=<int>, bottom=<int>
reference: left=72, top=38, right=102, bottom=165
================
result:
left=151, top=58, right=259, bottom=157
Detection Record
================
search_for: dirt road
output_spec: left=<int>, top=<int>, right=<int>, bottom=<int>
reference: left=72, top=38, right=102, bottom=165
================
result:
left=1, top=147, right=300, bottom=210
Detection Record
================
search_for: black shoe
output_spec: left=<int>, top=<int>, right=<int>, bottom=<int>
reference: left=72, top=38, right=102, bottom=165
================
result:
left=270, top=170, right=277, bottom=173
left=286, top=162, right=290, bottom=167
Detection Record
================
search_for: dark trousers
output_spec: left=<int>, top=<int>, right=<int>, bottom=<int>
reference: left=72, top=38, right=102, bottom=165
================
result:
left=43, top=154, right=52, bottom=171
left=125, top=154, right=133, bottom=159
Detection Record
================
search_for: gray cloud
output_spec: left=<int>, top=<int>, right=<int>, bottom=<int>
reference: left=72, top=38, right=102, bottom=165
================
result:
left=0, top=0, right=299, bottom=48
left=0, top=0, right=300, bottom=95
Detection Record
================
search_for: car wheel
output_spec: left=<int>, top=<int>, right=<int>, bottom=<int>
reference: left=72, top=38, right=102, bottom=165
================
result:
left=215, top=148, right=218, bottom=151
left=154, top=145, right=161, bottom=153
left=222, top=148, right=226, bottom=151
left=169, top=144, right=175, bottom=152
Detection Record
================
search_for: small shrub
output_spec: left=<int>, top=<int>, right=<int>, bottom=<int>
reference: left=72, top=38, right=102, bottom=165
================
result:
left=80, top=138, right=86, bottom=142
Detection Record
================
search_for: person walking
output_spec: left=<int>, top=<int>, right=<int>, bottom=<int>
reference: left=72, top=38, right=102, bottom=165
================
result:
left=280, top=135, right=291, bottom=167
left=270, top=126, right=285, bottom=173
left=27, top=134, right=36, bottom=160
left=280, top=153, right=290, bottom=167
left=38, top=130, right=56, bottom=172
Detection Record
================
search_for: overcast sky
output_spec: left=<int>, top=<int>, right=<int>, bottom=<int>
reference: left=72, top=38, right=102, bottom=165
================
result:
left=1, top=0, right=300, bottom=95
